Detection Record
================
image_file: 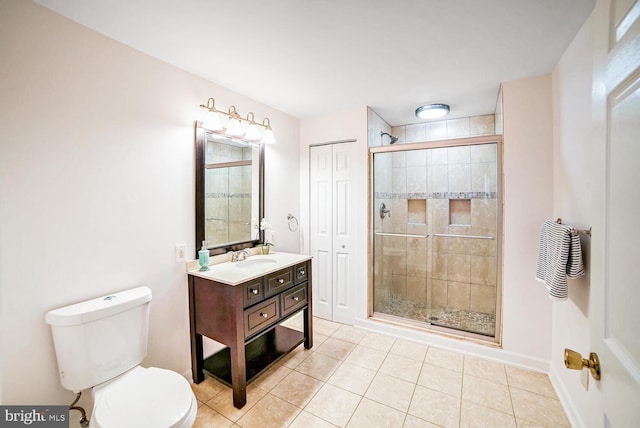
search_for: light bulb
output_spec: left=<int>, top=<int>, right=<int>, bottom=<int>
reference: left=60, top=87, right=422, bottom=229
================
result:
left=225, top=117, right=244, bottom=137
left=415, top=104, right=450, bottom=119
left=202, top=111, right=222, bottom=131
left=244, top=123, right=261, bottom=141
left=261, top=129, right=276, bottom=144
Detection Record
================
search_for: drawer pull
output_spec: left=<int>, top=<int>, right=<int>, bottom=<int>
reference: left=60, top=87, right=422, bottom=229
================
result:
left=260, top=312, right=269, bottom=318
left=251, top=289, right=259, bottom=295
left=278, top=278, right=285, bottom=284
left=293, top=296, right=300, bottom=301
left=300, top=270, right=305, bottom=275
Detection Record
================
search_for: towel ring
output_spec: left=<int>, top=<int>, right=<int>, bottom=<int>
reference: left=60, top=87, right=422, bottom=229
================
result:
left=287, top=214, right=298, bottom=232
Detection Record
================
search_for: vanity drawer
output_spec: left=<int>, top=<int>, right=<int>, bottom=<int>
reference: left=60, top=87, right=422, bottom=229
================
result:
left=244, top=296, right=279, bottom=338
left=265, top=268, right=293, bottom=297
left=281, top=283, right=308, bottom=317
left=242, top=279, right=264, bottom=308
left=294, top=262, right=308, bottom=284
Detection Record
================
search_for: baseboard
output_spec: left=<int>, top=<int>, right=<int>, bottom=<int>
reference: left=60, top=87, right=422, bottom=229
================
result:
left=549, top=364, right=585, bottom=428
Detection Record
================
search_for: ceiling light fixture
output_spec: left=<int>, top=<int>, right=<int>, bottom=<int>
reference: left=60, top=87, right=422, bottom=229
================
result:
left=198, top=97, right=277, bottom=144
left=415, top=103, right=450, bottom=120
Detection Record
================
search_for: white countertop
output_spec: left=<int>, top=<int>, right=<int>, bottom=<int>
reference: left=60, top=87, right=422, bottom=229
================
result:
left=188, top=252, right=312, bottom=286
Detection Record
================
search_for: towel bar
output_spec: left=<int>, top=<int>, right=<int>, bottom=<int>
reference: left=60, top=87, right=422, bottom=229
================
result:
left=556, top=218, right=592, bottom=237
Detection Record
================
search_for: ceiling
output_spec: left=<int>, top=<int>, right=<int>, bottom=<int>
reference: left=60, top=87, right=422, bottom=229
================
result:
left=35, top=0, right=595, bottom=126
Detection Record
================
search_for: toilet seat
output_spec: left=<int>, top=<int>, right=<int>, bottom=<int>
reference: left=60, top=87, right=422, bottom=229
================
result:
left=92, top=366, right=196, bottom=428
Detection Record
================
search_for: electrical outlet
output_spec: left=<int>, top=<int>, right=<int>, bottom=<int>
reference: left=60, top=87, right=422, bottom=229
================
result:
left=580, top=367, right=589, bottom=391
left=175, top=244, right=187, bottom=262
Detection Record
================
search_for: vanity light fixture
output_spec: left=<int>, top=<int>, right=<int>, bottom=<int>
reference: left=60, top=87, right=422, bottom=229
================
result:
left=198, top=97, right=277, bottom=144
left=201, top=98, right=223, bottom=131
left=244, top=112, right=261, bottom=141
left=260, top=118, right=276, bottom=145
left=415, top=103, right=450, bottom=120
left=225, top=106, right=244, bottom=137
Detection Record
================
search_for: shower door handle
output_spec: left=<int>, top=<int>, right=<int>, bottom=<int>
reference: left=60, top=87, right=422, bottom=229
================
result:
left=375, top=232, right=429, bottom=238
left=380, top=203, right=391, bottom=219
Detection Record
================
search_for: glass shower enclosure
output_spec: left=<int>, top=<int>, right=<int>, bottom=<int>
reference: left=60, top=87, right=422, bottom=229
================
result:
left=371, top=138, right=502, bottom=340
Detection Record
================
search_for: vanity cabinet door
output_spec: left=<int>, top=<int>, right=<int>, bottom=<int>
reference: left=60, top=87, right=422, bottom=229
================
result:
left=281, top=284, right=308, bottom=317
left=265, top=268, right=293, bottom=297
left=244, top=296, right=279, bottom=338
left=242, top=279, right=264, bottom=307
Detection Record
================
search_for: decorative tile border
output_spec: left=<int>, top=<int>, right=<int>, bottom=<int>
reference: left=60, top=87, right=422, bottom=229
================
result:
left=205, top=192, right=252, bottom=198
left=375, top=191, right=497, bottom=200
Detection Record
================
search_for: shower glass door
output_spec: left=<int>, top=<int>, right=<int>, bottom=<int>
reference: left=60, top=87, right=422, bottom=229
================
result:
left=372, top=141, right=500, bottom=339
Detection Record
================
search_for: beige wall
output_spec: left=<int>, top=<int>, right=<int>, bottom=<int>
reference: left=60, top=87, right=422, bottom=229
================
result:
left=299, top=107, right=369, bottom=318
left=0, top=0, right=299, bottom=415
left=500, top=74, right=555, bottom=364
left=550, top=13, right=596, bottom=427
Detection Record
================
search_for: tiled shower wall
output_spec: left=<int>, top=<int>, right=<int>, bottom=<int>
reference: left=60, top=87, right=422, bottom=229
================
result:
left=205, top=142, right=253, bottom=245
left=371, top=112, right=499, bottom=333
left=390, top=114, right=496, bottom=144
left=374, top=144, right=498, bottom=320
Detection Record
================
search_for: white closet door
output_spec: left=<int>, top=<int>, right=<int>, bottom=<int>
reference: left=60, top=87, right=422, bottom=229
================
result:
left=310, top=145, right=333, bottom=320
left=331, top=143, right=356, bottom=324
left=310, top=142, right=357, bottom=323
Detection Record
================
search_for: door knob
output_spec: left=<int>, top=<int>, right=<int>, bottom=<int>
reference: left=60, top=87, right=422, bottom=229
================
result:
left=564, top=348, right=601, bottom=380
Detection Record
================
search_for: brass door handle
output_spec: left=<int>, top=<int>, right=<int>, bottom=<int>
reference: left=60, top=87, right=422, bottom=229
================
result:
left=564, top=348, right=601, bottom=380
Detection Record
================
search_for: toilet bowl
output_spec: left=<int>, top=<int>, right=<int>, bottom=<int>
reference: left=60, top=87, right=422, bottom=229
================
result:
left=45, top=286, right=197, bottom=428
left=92, top=366, right=197, bottom=428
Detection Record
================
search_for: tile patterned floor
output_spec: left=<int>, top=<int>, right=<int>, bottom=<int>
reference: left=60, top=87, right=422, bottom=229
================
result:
left=191, top=316, right=570, bottom=428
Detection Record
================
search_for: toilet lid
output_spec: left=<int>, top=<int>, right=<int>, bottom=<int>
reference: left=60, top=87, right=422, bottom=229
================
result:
left=93, top=367, right=194, bottom=428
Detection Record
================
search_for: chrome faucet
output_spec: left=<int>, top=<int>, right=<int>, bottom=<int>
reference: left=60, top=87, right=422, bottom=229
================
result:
left=231, top=249, right=250, bottom=262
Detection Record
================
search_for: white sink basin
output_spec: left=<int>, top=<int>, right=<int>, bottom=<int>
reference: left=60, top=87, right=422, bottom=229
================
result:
left=236, top=257, right=278, bottom=269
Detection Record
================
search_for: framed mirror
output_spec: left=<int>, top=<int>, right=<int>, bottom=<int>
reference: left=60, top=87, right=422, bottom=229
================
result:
left=195, top=122, right=264, bottom=256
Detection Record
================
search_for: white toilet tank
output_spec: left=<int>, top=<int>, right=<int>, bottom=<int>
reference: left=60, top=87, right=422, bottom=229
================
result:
left=45, top=286, right=152, bottom=392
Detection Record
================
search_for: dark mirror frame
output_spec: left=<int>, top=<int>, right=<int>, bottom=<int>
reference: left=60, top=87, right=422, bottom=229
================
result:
left=195, top=122, right=265, bottom=257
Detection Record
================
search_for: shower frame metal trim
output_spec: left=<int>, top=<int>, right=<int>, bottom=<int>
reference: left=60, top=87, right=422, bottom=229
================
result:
left=367, top=134, right=504, bottom=346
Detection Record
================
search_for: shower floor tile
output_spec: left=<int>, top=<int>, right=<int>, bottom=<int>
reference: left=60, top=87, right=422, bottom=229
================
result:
left=380, top=293, right=496, bottom=337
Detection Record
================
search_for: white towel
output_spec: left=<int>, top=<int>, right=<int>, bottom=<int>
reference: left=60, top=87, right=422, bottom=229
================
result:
left=536, top=221, right=585, bottom=300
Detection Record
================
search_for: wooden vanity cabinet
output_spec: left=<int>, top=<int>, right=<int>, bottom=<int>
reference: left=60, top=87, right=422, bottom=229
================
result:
left=188, top=260, right=312, bottom=409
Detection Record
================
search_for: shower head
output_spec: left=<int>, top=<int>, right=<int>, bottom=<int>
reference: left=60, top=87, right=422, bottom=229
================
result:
left=380, top=131, right=399, bottom=144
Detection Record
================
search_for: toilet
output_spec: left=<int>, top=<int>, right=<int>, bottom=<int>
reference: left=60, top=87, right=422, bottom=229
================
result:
left=45, top=286, right=197, bottom=428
